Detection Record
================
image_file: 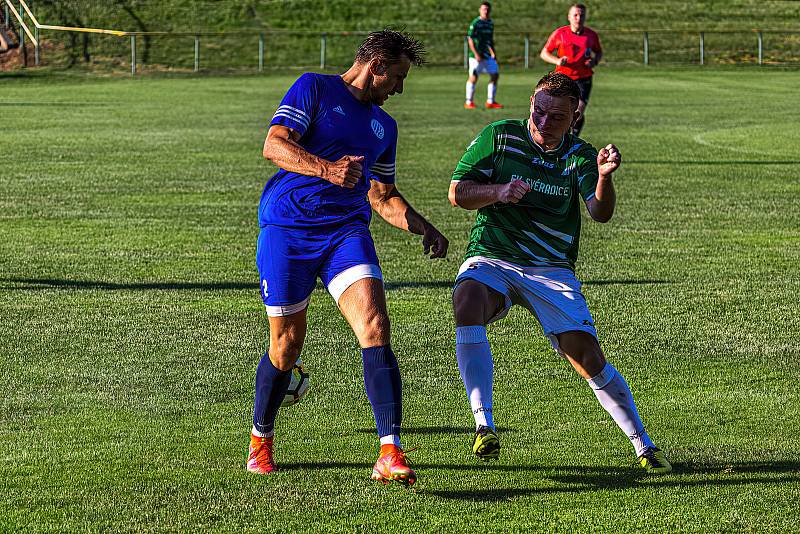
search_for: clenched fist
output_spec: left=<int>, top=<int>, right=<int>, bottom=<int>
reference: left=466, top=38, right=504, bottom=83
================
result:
left=597, top=144, right=621, bottom=177
left=496, top=179, right=531, bottom=204
left=325, top=155, right=364, bottom=188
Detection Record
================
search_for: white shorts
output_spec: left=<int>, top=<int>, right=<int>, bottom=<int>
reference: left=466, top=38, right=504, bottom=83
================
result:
left=468, top=57, right=499, bottom=76
left=455, top=256, right=597, bottom=354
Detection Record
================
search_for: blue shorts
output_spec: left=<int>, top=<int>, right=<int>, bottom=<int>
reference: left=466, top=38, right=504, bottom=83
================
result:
left=256, top=224, right=382, bottom=316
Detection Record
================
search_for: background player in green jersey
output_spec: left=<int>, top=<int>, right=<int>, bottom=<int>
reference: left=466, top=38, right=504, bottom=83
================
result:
left=465, top=2, right=503, bottom=109
left=447, top=72, right=671, bottom=474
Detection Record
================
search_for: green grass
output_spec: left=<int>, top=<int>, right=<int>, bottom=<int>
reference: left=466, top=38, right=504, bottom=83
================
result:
left=2, top=66, right=800, bottom=532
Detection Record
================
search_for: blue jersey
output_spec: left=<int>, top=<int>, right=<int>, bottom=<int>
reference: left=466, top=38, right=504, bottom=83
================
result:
left=260, top=73, right=398, bottom=229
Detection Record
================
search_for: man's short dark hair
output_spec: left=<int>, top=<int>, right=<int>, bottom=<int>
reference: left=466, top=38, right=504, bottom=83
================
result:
left=355, top=29, right=426, bottom=67
left=570, top=3, right=587, bottom=12
left=481, top=2, right=492, bottom=8
left=534, top=72, right=580, bottom=104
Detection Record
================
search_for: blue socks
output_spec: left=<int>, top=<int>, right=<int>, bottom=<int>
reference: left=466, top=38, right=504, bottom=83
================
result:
left=252, top=352, right=292, bottom=437
left=456, top=325, right=495, bottom=430
left=362, top=345, right=402, bottom=443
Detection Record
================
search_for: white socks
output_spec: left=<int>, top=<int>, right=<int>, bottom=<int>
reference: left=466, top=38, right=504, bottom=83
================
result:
left=379, top=434, right=402, bottom=447
left=466, top=81, right=476, bottom=103
left=455, top=326, right=654, bottom=453
left=488, top=82, right=497, bottom=104
left=587, top=363, right=655, bottom=456
left=456, top=326, right=495, bottom=430
left=251, top=426, right=274, bottom=439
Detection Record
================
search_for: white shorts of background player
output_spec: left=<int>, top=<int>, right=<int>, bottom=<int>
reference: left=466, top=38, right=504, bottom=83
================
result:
left=468, top=57, right=499, bottom=76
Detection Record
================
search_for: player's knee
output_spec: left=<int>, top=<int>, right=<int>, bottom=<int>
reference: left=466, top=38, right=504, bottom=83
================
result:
left=559, top=331, right=605, bottom=375
left=452, top=281, right=491, bottom=326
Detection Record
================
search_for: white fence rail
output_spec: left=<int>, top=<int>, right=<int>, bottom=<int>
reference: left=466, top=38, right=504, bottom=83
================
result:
left=3, top=3, right=799, bottom=74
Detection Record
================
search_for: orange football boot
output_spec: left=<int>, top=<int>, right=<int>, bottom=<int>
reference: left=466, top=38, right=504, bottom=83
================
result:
left=371, top=444, right=417, bottom=487
left=485, top=102, right=504, bottom=109
left=464, top=101, right=477, bottom=109
left=246, top=433, right=277, bottom=474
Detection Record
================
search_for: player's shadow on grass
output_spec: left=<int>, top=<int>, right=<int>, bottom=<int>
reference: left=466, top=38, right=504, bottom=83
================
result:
left=427, top=460, right=800, bottom=501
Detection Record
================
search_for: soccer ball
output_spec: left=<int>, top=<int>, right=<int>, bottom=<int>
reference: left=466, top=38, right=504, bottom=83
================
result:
left=281, top=358, right=310, bottom=407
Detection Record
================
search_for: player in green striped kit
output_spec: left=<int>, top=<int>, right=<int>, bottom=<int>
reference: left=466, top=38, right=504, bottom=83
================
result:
left=465, top=2, right=503, bottom=109
left=448, top=72, right=671, bottom=474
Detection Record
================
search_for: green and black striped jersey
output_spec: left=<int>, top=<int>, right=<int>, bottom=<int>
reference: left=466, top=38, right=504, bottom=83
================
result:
left=451, top=119, right=599, bottom=271
left=467, top=17, right=494, bottom=58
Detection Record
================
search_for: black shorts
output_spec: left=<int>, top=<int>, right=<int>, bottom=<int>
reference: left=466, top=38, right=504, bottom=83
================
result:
left=574, top=77, right=592, bottom=104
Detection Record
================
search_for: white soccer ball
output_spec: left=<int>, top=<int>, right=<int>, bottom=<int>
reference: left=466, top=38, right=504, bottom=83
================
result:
left=281, top=358, right=310, bottom=407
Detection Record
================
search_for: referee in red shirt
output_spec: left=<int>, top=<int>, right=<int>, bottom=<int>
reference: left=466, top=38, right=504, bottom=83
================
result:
left=540, top=3, right=602, bottom=136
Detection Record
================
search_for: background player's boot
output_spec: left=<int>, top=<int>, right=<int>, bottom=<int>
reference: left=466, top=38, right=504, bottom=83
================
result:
left=464, top=101, right=476, bottom=109
left=472, top=425, right=500, bottom=461
left=485, top=102, right=504, bottom=109
left=638, top=447, right=672, bottom=474
left=246, top=433, right=276, bottom=474
left=371, top=444, right=417, bottom=487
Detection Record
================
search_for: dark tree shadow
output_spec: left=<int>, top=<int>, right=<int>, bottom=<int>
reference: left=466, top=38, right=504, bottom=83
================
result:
left=0, top=277, right=254, bottom=291
left=1, top=277, right=671, bottom=293
left=582, top=279, right=670, bottom=286
left=0, top=101, right=114, bottom=107
left=384, top=281, right=453, bottom=290
left=627, top=160, right=800, bottom=166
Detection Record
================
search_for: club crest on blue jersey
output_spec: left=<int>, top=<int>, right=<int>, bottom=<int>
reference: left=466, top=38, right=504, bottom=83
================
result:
left=371, top=119, right=385, bottom=140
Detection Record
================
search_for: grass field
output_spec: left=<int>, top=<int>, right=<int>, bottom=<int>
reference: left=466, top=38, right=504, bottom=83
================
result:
left=2, top=66, right=800, bottom=532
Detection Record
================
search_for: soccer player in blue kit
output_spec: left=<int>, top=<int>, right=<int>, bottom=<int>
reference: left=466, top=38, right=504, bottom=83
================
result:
left=247, top=30, right=449, bottom=487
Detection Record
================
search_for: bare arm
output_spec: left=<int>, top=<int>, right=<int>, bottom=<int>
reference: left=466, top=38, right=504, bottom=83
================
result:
left=262, top=124, right=363, bottom=188
left=369, top=181, right=449, bottom=258
left=585, top=144, right=620, bottom=223
left=448, top=179, right=531, bottom=210
left=540, top=46, right=567, bottom=66
left=467, top=36, right=482, bottom=61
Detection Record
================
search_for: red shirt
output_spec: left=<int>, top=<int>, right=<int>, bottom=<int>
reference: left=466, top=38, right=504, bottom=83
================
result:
left=544, top=26, right=602, bottom=80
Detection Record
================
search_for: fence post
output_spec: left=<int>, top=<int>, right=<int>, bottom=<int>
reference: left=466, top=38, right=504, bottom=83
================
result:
left=259, top=33, right=264, bottom=72
left=34, top=24, right=39, bottom=66
left=643, top=31, right=649, bottom=65
left=18, top=1, right=24, bottom=66
left=320, top=32, right=326, bottom=69
left=3, top=3, right=8, bottom=26
left=130, top=34, right=136, bottom=76
left=524, top=34, right=529, bottom=69
left=700, top=32, right=704, bottom=65
left=757, top=31, right=762, bottom=65
left=463, top=36, right=468, bottom=69
left=194, top=36, right=199, bottom=72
